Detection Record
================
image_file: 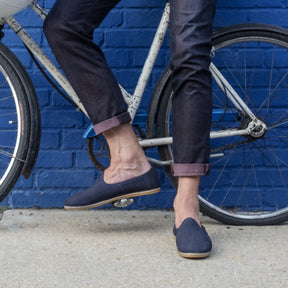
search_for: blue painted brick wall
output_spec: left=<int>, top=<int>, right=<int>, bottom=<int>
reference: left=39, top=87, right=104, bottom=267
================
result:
left=1, top=0, right=287, bottom=209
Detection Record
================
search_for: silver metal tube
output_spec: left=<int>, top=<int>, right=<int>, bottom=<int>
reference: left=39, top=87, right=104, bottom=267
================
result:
left=30, top=1, right=47, bottom=20
left=5, top=16, right=89, bottom=117
left=139, top=128, right=250, bottom=148
left=146, top=153, right=224, bottom=166
left=146, top=157, right=173, bottom=166
left=128, top=3, right=170, bottom=120
left=210, top=62, right=257, bottom=122
left=139, top=137, right=173, bottom=148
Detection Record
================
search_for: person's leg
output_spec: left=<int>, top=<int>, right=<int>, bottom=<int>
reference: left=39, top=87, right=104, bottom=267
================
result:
left=43, top=0, right=130, bottom=129
left=44, top=0, right=151, bottom=181
left=170, top=0, right=217, bottom=226
left=44, top=0, right=159, bottom=209
left=169, top=0, right=217, bottom=257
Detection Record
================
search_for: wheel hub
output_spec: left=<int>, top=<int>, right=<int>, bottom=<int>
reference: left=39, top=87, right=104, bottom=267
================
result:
left=247, top=120, right=267, bottom=138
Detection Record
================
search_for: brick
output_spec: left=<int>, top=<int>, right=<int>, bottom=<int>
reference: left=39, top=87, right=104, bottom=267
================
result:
left=62, top=130, right=87, bottom=150
left=217, top=0, right=286, bottom=8
left=131, top=48, right=168, bottom=68
left=248, top=10, right=288, bottom=27
left=40, top=130, right=61, bottom=149
left=27, top=70, right=51, bottom=88
left=51, top=90, right=78, bottom=107
left=101, top=11, right=123, bottom=28
left=92, top=31, right=104, bottom=46
left=41, top=110, right=84, bottom=128
left=14, top=175, right=33, bottom=189
left=44, top=0, right=56, bottom=9
left=16, top=9, right=44, bottom=27
left=214, top=10, right=249, bottom=28
left=1, top=29, right=42, bottom=48
left=35, top=151, right=73, bottom=168
left=35, top=88, right=50, bottom=108
left=117, top=0, right=166, bottom=8
left=11, top=189, right=72, bottom=208
left=75, top=151, right=97, bottom=168
left=113, top=69, right=140, bottom=89
left=0, top=197, right=9, bottom=208
left=103, top=49, right=130, bottom=68
left=105, top=30, right=156, bottom=48
left=124, top=9, right=163, bottom=28
left=9, top=48, right=32, bottom=68
left=36, top=170, right=96, bottom=188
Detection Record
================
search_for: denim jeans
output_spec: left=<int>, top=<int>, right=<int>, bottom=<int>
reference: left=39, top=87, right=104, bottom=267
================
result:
left=43, top=0, right=217, bottom=177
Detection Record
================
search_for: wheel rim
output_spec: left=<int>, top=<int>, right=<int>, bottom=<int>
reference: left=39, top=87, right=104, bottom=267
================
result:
left=0, top=65, right=23, bottom=186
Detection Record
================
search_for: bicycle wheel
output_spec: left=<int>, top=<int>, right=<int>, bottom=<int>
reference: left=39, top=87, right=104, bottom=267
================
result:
left=156, top=23, right=288, bottom=225
left=0, top=42, right=31, bottom=202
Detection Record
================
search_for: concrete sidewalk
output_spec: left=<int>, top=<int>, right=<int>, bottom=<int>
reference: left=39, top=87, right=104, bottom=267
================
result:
left=0, top=209, right=287, bottom=288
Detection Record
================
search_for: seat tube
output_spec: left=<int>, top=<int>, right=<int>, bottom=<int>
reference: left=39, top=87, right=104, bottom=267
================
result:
left=128, top=3, right=170, bottom=120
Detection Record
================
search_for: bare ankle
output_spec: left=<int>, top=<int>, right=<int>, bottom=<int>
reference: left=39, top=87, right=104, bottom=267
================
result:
left=104, top=162, right=151, bottom=184
left=174, top=176, right=201, bottom=228
left=102, top=123, right=151, bottom=183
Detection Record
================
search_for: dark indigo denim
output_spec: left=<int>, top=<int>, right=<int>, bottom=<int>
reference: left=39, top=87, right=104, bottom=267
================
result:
left=169, top=0, right=217, bottom=176
left=43, top=0, right=217, bottom=177
left=43, top=0, right=131, bottom=135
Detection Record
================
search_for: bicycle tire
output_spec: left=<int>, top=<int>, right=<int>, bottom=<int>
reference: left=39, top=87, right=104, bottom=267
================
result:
left=0, top=42, right=31, bottom=202
left=155, top=23, right=288, bottom=225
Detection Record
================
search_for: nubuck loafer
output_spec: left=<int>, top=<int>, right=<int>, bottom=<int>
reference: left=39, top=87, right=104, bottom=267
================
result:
left=173, top=218, right=212, bottom=259
left=64, top=168, right=160, bottom=210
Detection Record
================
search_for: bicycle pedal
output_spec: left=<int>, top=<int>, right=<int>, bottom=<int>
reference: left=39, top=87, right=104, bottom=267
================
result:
left=112, top=198, right=134, bottom=208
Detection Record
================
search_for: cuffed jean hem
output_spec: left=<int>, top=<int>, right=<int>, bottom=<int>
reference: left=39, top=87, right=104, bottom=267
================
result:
left=93, top=112, right=131, bottom=135
left=171, top=163, right=210, bottom=177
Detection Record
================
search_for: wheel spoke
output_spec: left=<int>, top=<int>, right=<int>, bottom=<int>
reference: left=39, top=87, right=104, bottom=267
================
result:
left=0, top=95, right=13, bottom=102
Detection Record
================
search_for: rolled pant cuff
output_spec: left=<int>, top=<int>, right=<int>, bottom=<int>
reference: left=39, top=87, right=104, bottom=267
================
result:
left=172, top=163, right=210, bottom=177
left=93, top=112, right=131, bottom=135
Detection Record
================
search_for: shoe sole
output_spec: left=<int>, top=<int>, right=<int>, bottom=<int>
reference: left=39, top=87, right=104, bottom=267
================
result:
left=174, top=236, right=212, bottom=259
left=64, top=187, right=160, bottom=211
left=177, top=250, right=211, bottom=259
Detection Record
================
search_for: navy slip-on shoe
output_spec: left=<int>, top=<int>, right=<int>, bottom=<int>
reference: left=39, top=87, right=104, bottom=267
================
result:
left=64, top=167, right=160, bottom=210
left=174, top=218, right=212, bottom=259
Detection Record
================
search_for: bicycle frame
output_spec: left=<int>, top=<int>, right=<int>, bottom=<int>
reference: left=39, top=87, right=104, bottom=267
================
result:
left=2, top=1, right=265, bottom=153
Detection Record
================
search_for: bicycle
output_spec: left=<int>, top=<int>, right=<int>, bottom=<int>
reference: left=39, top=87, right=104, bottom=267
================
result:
left=1, top=0, right=288, bottom=225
